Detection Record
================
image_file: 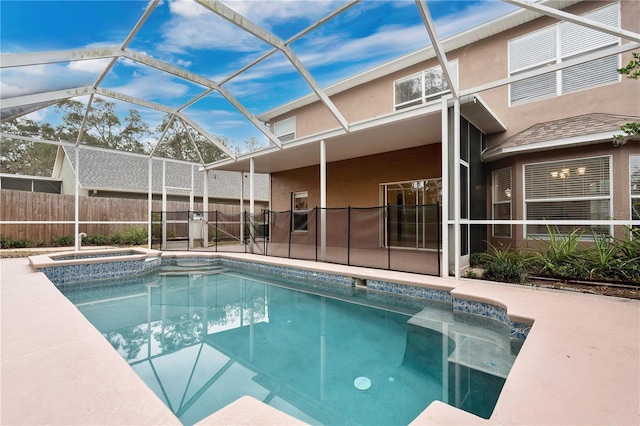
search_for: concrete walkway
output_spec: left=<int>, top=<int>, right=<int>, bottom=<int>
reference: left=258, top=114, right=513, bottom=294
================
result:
left=1, top=254, right=638, bottom=425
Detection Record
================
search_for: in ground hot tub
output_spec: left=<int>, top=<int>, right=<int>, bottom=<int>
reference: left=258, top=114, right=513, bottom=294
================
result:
left=29, top=248, right=161, bottom=284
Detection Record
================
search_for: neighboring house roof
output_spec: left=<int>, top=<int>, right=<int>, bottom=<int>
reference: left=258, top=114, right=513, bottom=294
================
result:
left=54, top=146, right=269, bottom=201
left=482, top=113, right=639, bottom=161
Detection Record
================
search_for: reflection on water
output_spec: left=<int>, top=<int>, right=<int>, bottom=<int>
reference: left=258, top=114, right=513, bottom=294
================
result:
left=64, top=269, right=516, bottom=425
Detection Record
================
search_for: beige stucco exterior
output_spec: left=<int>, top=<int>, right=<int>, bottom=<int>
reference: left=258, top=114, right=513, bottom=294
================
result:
left=264, top=0, right=640, bottom=261
left=271, top=1, right=639, bottom=144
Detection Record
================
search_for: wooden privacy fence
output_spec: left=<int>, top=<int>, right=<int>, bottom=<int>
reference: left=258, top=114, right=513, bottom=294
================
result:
left=0, top=189, right=266, bottom=245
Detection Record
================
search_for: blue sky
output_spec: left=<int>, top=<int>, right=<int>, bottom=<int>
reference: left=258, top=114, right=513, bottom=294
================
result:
left=0, top=0, right=516, bottom=152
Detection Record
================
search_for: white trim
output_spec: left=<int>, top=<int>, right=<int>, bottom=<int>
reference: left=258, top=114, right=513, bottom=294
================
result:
left=483, top=131, right=617, bottom=161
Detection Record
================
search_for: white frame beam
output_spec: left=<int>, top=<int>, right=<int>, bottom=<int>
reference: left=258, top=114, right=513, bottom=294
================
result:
left=194, top=0, right=350, bottom=132
left=414, top=0, right=459, bottom=100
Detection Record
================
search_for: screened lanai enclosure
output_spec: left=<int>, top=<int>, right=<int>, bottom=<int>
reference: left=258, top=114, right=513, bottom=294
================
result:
left=2, top=0, right=639, bottom=278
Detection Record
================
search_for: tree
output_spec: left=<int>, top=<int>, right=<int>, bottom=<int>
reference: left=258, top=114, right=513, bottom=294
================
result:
left=54, top=98, right=150, bottom=152
left=0, top=118, right=58, bottom=176
left=153, top=115, right=228, bottom=164
left=614, top=52, right=640, bottom=146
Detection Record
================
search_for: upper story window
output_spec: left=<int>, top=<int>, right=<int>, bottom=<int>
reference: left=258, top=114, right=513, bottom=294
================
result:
left=273, top=117, right=295, bottom=142
left=509, top=2, right=620, bottom=105
left=394, top=61, right=458, bottom=110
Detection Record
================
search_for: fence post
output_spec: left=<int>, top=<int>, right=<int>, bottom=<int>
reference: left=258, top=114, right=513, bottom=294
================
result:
left=186, top=211, right=190, bottom=252
left=436, top=203, right=441, bottom=276
left=288, top=210, right=292, bottom=259
left=263, top=209, right=267, bottom=256
left=215, top=210, right=218, bottom=252
left=347, top=206, right=351, bottom=266
left=315, top=206, right=318, bottom=262
left=387, top=204, right=391, bottom=270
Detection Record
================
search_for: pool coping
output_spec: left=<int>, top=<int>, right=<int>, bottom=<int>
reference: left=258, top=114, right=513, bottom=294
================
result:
left=1, top=252, right=639, bottom=425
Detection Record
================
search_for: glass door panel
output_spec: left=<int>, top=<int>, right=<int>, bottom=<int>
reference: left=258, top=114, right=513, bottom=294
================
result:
left=384, top=179, right=441, bottom=249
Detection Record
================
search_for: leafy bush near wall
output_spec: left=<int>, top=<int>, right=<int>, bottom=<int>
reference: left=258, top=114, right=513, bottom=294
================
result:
left=479, top=244, right=529, bottom=284
left=0, top=238, right=44, bottom=249
left=478, top=226, right=640, bottom=284
left=53, top=236, right=74, bottom=247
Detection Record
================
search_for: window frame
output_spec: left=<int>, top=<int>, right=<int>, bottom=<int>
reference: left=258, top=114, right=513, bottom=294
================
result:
left=492, top=167, right=512, bottom=238
left=508, top=2, right=620, bottom=106
left=274, top=117, right=295, bottom=142
left=393, top=60, right=458, bottom=110
left=523, top=155, right=613, bottom=238
left=291, top=191, right=309, bottom=232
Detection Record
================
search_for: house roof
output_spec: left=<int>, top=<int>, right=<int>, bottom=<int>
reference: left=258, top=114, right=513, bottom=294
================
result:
left=54, top=146, right=269, bottom=201
left=482, top=113, right=639, bottom=161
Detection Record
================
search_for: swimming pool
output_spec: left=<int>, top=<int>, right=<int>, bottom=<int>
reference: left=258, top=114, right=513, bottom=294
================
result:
left=60, top=264, right=519, bottom=425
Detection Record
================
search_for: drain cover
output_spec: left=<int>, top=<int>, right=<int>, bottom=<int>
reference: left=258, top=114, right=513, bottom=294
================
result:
left=354, top=376, right=371, bottom=391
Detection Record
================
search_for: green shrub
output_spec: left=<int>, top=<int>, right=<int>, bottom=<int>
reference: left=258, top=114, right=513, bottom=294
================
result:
left=2, top=238, right=33, bottom=248
left=111, top=226, right=148, bottom=246
left=83, top=235, right=111, bottom=245
left=53, top=236, right=74, bottom=247
left=481, top=244, right=529, bottom=284
left=469, top=251, right=486, bottom=268
left=530, top=226, right=589, bottom=278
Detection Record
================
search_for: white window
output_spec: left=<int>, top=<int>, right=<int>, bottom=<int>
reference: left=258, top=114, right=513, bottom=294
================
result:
left=509, top=3, right=619, bottom=105
left=292, top=191, right=308, bottom=232
left=274, top=117, right=295, bottom=142
left=492, top=168, right=512, bottom=238
left=524, top=156, right=611, bottom=237
left=394, top=61, right=458, bottom=110
left=631, top=155, right=640, bottom=227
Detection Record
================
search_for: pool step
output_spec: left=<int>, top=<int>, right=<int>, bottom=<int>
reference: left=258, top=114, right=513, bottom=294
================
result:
left=407, top=308, right=516, bottom=378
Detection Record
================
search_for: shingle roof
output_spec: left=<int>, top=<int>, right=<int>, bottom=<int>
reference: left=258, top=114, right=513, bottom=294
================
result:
left=58, top=146, right=269, bottom=201
left=483, top=113, right=639, bottom=161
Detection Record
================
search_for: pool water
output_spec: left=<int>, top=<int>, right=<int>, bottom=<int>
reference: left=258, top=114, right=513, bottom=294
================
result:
left=61, top=267, right=516, bottom=425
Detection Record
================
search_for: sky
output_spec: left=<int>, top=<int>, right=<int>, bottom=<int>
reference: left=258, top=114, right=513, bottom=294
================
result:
left=0, top=0, right=517, bottom=153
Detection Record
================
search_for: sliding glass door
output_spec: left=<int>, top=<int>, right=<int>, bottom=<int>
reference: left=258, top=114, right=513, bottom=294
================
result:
left=382, top=179, right=441, bottom=250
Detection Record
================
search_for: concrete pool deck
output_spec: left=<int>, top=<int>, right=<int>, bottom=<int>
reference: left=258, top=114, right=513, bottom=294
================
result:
left=1, top=253, right=638, bottom=425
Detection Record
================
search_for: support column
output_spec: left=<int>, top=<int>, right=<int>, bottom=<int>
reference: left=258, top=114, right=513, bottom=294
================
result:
left=240, top=172, right=245, bottom=243
left=148, top=157, right=153, bottom=248
left=440, top=97, right=449, bottom=277
left=453, top=99, right=461, bottom=279
left=74, top=146, right=80, bottom=251
left=162, top=160, right=167, bottom=250
left=249, top=158, right=255, bottom=253
left=203, top=169, right=209, bottom=248
left=320, top=139, right=327, bottom=261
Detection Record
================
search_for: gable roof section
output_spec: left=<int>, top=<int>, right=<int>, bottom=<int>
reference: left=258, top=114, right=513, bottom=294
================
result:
left=56, top=146, right=269, bottom=201
left=482, top=113, right=639, bottom=161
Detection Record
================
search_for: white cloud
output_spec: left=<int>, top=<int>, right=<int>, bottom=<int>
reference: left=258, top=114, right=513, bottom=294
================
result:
left=0, top=79, right=30, bottom=98
left=224, top=0, right=344, bottom=25
left=67, top=58, right=113, bottom=74
left=433, top=1, right=517, bottom=38
left=107, top=71, right=192, bottom=101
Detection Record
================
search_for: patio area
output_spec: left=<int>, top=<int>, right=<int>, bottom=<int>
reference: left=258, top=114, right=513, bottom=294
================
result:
left=1, top=253, right=638, bottom=425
